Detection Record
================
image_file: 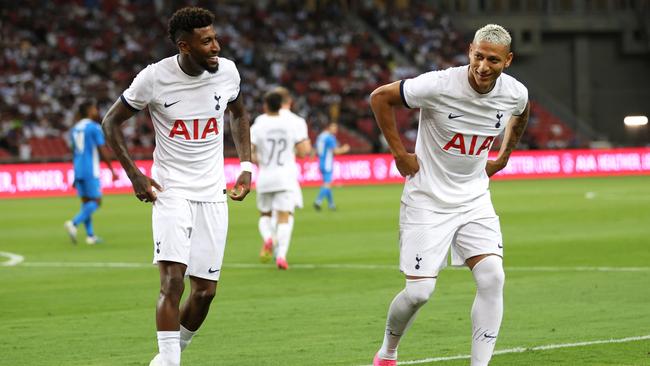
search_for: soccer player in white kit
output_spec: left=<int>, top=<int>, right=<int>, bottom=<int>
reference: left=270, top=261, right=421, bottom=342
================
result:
left=369, top=24, right=530, bottom=366
left=101, top=7, right=252, bottom=366
left=275, top=86, right=312, bottom=214
left=251, top=90, right=311, bottom=270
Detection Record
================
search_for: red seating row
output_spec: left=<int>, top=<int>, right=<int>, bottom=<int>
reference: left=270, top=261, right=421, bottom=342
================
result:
left=29, top=137, right=69, bottom=158
left=527, top=102, right=576, bottom=149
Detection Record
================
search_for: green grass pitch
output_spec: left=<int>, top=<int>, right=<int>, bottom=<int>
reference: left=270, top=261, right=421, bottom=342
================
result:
left=1, top=176, right=649, bottom=365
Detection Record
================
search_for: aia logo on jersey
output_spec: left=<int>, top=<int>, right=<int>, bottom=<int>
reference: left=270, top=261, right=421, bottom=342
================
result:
left=169, top=118, right=219, bottom=140
left=443, top=134, right=495, bottom=155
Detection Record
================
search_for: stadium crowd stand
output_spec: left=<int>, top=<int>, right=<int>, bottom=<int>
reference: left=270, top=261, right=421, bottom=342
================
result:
left=0, top=0, right=579, bottom=162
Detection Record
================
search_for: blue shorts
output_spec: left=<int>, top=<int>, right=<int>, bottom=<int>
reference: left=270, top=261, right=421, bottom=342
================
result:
left=321, top=170, right=333, bottom=184
left=74, top=178, right=101, bottom=199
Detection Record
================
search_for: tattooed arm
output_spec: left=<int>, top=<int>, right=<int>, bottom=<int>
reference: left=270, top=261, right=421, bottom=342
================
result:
left=102, top=98, right=162, bottom=202
left=225, top=94, right=252, bottom=201
left=486, top=102, right=530, bottom=177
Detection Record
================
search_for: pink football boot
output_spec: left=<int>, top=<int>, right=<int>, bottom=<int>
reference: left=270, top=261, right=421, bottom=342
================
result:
left=373, top=353, right=397, bottom=366
left=276, top=257, right=289, bottom=270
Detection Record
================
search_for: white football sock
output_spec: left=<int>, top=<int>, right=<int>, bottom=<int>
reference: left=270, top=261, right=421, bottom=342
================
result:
left=470, top=256, right=505, bottom=366
left=179, top=325, right=196, bottom=351
left=275, top=222, right=292, bottom=259
left=378, top=277, right=437, bottom=360
left=258, top=216, right=273, bottom=243
left=157, top=331, right=180, bottom=366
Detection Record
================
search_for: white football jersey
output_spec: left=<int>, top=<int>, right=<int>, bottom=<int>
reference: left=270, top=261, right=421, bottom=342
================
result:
left=121, top=55, right=241, bottom=202
left=400, top=65, right=528, bottom=212
left=251, top=111, right=308, bottom=193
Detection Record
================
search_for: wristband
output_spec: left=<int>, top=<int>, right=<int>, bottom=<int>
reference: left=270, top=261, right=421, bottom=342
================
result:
left=240, top=161, right=254, bottom=173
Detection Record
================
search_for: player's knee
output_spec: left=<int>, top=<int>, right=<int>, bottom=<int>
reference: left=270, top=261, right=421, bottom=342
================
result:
left=277, top=211, right=290, bottom=223
left=404, top=278, right=436, bottom=306
left=472, top=256, right=505, bottom=292
left=192, top=287, right=216, bottom=305
left=160, top=274, right=185, bottom=298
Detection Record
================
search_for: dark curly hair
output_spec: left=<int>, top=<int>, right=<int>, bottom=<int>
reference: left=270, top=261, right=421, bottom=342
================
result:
left=168, top=7, right=215, bottom=44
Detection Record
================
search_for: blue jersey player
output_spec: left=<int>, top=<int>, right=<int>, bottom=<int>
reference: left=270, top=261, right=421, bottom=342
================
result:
left=314, top=122, right=349, bottom=210
left=65, top=100, right=117, bottom=244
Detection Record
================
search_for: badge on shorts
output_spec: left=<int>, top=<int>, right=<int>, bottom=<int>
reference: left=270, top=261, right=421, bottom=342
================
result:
left=415, top=255, right=422, bottom=270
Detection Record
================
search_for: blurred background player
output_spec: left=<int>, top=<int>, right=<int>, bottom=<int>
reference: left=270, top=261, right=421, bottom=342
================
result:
left=251, top=90, right=311, bottom=270
left=275, top=86, right=312, bottom=214
left=313, top=122, right=349, bottom=211
left=102, top=7, right=252, bottom=366
left=256, top=86, right=312, bottom=263
left=64, top=99, right=117, bottom=245
left=369, top=24, right=529, bottom=366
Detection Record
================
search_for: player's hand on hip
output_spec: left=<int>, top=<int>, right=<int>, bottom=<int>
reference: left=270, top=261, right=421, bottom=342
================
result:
left=131, top=173, right=162, bottom=203
left=228, top=172, right=251, bottom=201
left=394, top=153, right=420, bottom=177
left=485, top=159, right=507, bottom=178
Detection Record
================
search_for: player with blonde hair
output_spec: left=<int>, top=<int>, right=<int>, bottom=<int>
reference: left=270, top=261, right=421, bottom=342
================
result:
left=369, top=24, right=529, bottom=366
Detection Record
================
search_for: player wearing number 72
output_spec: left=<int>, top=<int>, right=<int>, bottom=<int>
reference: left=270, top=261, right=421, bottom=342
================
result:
left=250, top=90, right=311, bottom=270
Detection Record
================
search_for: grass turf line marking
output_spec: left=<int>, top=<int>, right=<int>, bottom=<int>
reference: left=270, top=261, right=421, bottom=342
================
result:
left=0, top=251, right=24, bottom=266
left=11, top=261, right=650, bottom=272
left=363, top=334, right=650, bottom=365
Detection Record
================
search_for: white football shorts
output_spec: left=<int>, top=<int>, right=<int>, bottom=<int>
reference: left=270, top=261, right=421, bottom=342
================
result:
left=152, top=195, right=228, bottom=281
left=256, top=190, right=295, bottom=213
left=398, top=202, right=503, bottom=277
left=291, top=184, right=304, bottom=210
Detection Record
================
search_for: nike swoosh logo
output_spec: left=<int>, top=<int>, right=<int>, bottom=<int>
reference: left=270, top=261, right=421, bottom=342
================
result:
left=208, top=268, right=220, bottom=273
left=164, top=100, right=181, bottom=108
left=483, top=332, right=497, bottom=339
left=448, top=113, right=464, bottom=119
left=498, top=244, right=503, bottom=248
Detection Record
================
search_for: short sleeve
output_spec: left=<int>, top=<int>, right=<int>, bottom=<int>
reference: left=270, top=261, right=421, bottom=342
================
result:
left=327, top=135, right=336, bottom=149
left=250, top=117, right=260, bottom=146
left=121, top=64, right=155, bottom=112
left=401, top=70, right=445, bottom=109
left=294, top=118, right=309, bottom=144
left=513, top=85, right=529, bottom=116
left=92, top=123, right=105, bottom=146
left=227, top=63, right=241, bottom=103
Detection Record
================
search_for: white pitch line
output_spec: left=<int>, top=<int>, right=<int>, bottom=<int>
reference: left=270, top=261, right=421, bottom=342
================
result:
left=11, top=261, right=650, bottom=272
left=21, top=261, right=150, bottom=268
left=361, top=334, right=650, bottom=366
left=0, top=251, right=25, bottom=266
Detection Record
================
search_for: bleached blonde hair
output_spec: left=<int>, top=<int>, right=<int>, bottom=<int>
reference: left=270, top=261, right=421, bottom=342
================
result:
left=473, top=24, right=512, bottom=46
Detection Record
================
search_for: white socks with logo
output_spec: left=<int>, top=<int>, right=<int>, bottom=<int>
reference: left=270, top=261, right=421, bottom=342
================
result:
left=378, top=277, right=437, bottom=360
left=470, top=256, right=505, bottom=366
